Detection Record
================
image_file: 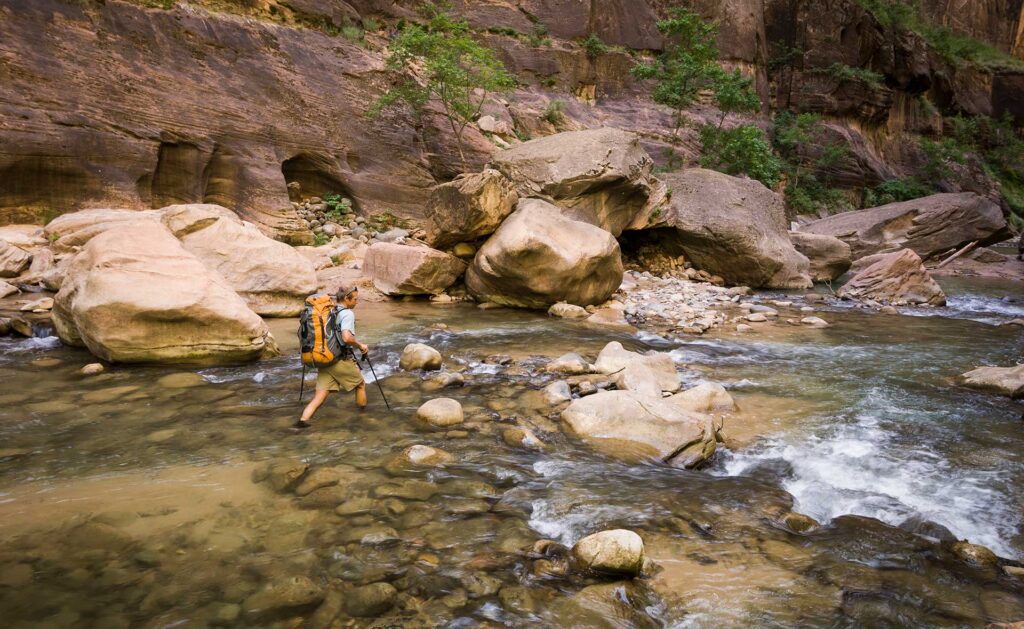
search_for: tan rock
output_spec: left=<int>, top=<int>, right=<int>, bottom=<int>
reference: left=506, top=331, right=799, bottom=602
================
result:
left=0, top=239, right=31, bottom=278
left=655, top=169, right=812, bottom=289
left=789, top=231, right=852, bottom=282
left=585, top=307, right=637, bottom=332
left=561, top=390, right=716, bottom=467
left=593, top=342, right=679, bottom=393
left=416, top=398, right=464, bottom=427
left=397, top=444, right=454, bottom=467
left=364, top=242, right=467, bottom=296
left=0, top=280, right=17, bottom=299
left=502, top=426, right=544, bottom=450
left=79, top=363, right=105, bottom=376
left=548, top=302, right=589, bottom=319
left=488, top=128, right=664, bottom=236
left=164, top=204, right=317, bottom=316
left=0, top=225, right=46, bottom=248
left=466, top=199, right=624, bottom=309
left=424, top=169, right=518, bottom=248
left=44, top=208, right=161, bottom=252
left=572, top=529, right=645, bottom=576
left=669, top=382, right=738, bottom=413
left=399, top=343, right=443, bottom=371
left=52, top=223, right=274, bottom=364
left=801, top=192, right=1009, bottom=260
left=837, top=249, right=946, bottom=306
left=546, top=353, right=591, bottom=375
left=958, top=364, right=1024, bottom=399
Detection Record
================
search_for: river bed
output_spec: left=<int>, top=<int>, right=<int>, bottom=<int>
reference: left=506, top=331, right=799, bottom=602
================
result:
left=0, top=276, right=1022, bottom=627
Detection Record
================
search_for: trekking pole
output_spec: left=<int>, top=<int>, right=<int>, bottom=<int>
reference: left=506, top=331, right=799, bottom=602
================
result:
left=298, top=363, right=307, bottom=403
left=362, top=352, right=391, bottom=411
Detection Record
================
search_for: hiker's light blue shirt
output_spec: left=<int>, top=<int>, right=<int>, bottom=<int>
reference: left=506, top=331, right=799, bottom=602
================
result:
left=337, top=308, right=356, bottom=336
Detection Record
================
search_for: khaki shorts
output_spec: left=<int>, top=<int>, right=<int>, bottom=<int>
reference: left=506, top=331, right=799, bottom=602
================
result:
left=315, top=359, right=364, bottom=392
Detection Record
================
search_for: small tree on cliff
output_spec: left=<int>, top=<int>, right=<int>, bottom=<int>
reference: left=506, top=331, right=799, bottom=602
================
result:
left=370, top=7, right=516, bottom=170
left=630, top=7, right=720, bottom=136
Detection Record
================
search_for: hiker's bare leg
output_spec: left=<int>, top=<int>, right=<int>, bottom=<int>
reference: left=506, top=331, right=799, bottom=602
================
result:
left=302, top=390, right=330, bottom=421
left=355, top=382, right=367, bottom=409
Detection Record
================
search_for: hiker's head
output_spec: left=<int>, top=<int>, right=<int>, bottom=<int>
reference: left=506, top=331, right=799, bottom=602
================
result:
left=337, top=286, right=359, bottom=308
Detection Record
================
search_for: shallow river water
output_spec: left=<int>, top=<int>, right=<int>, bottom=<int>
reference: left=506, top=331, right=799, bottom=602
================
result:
left=0, top=277, right=1022, bottom=627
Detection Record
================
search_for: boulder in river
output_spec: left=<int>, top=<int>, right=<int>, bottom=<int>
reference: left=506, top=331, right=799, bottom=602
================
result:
left=399, top=343, right=443, bottom=371
left=800, top=192, right=1009, bottom=260
left=572, top=529, right=645, bottom=576
left=52, top=222, right=276, bottom=364
left=561, top=390, right=719, bottom=467
left=241, top=575, right=324, bottom=619
left=364, top=242, right=467, bottom=296
left=594, top=341, right=680, bottom=394
left=653, top=169, right=812, bottom=289
left=163, top=204, right=317, bottom=316
left=488, top=127, right=664, bottom=236
left=958, top=364, right=1024, bottom=399
left=669, top=382, right=738, bottom=413
left=416, top=398, right=464, bottom=427
left=0, top=239, right=31, bottom=278
left=424, top=169, right=519, bottom=248
left=837, top=249, right=946, bottom=306
left=466, top=198, right=624, bottom=309
left=789, top=231, right=852, bottom=282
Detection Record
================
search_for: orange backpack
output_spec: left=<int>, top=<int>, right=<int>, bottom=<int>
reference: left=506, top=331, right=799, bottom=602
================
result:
left=297, top=294, right=346, bottom=367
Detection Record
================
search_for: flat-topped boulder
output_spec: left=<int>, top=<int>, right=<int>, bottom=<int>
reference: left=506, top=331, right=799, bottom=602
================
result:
left=801, top=192, right=1009, bottom=260
left=488, top=128, right=664, bottom=236
left=561, top=390, right=719, bottom=468
left=163, top=204, right=317, bottom=317
left=789, top=231, right=852, bottom=282
left=424, top=169, right=518, bottom=248
left=52, top=222, right=275, bottom=364
left=45, top=208, right=161, bottom=252
left=958, top=364, right=1024, bottom=399
left=593, top=341, right=679, bottom=394
left=838, top=249, right=946, bottom=306
left=466, top=199, right=623, bottom=308
left=364, top=242, right=467, bottom=296
left=655, top=169, right=812, bottom=289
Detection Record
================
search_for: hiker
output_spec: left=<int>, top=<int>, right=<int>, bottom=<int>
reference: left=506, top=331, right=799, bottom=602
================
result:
left=296, top=286, right=369, bottom=429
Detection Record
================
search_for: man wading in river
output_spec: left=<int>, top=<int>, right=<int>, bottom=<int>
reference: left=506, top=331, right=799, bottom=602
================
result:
left=296, top=286, right=369, bottom=429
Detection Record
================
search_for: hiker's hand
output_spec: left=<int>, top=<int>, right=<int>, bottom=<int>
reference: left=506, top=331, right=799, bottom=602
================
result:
left=359, top=343, right=369, bottom=356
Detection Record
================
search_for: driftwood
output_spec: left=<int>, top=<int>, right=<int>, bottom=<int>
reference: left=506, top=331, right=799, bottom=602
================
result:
left=936, top=240, right=979, bottom=269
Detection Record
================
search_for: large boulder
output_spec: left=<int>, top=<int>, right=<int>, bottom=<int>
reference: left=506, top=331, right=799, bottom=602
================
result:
left=800, top=192, right=1010, bottom=260
left=488, top=128, right=664, bottom=236
left=0, top=240, right=31, bottom=278
left=958, top=364, right=1024, bottom=399
left=424, top=169, right=518, bottom=248
left=364, top=242, right=467, bottom=296
left=789, top=231, right=852, bottom=282
left=52, top=223, right=275, bottom=364
left=465, top=199, right=623, bottom=309
left=655, top=170, right=813, bottom=289
left=162, top=204, right=317, bottom=316
left=45, top=208, right=161, bottom=252
left=837, top=249, right=946, bottom=306
left=561, top=390, right=719, bottom=468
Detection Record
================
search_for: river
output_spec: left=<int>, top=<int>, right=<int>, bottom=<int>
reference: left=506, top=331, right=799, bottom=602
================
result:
left=0, top=276, right=1022, bottom=627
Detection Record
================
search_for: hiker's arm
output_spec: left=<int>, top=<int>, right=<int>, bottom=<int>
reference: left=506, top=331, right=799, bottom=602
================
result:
left=342, top=330, right=369, bottom=354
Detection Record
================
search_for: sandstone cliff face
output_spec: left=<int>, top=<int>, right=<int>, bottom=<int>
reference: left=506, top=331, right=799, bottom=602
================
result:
left=0, top=0, right=480, bottom=240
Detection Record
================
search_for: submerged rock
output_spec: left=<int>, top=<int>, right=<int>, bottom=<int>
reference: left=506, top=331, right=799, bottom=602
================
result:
left=572, top=529, right=645, bottom=576
left=345, top=582, right=397, bottom=617
left=548, top=302, right=589, bottom=319
left=364, top=242, right=467, bottom=296
left=52, top=223, right=275, bottom=364
left=838, top=249, right=946, bottom=306
left=241, top=576, right=324, bottom=618
left=465, top=199, right=624, bottom=309
left=958, top=364, right=1024, bottom=399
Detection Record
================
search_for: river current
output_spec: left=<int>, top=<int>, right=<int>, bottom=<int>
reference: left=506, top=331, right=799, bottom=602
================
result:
left=0, top=276, right=1022, bottom=627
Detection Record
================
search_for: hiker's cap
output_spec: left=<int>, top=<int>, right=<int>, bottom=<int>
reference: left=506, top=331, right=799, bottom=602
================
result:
left=336, top=285, right=358, bottom=300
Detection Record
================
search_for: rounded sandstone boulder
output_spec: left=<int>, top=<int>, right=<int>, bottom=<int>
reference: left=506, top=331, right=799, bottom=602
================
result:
left=364, top=242, right=467, bottom=296
left=416, top=398, right=464, bottom=427
left=400, top=343, right=443, bottom=371
left=572, top=529, right=645, bottom=576
left=465, top=199, right=624, bottom=309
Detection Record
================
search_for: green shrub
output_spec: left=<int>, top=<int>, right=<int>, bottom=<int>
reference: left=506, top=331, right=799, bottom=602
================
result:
left=582, top=34, right=609, bottom=59
left=863, top=177, right=932, bottom=207
left=341, top=24, right=364, bottom=43
left=313, top=232, right=330, bottom=246
left=813, top=63, right=885, bottom=88
left=141, top=0, right=175, bottom=8
left=527, top=23, right=552, bottom=47
left=323, top=193, right=353, bottom=219
left=699, top=125, right=783, bottom=188
left=486, top=26, right=520, bottom=37
left=540, top=76, right=557, bottom=88
left=362, top=18, right=381, bottom=33
left=541, top=100, right=565, bottom=125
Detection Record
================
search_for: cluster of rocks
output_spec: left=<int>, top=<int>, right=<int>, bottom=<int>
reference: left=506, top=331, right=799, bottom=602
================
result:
left=292, top=194, right=421, bottom=246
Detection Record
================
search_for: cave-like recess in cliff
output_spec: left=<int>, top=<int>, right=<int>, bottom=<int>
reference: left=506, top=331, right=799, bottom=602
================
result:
left=281, top=153, right=359, bottom=209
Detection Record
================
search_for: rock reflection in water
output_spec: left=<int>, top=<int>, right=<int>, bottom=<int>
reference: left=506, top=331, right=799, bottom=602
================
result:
left=0, top=297, right=1023, bottom=626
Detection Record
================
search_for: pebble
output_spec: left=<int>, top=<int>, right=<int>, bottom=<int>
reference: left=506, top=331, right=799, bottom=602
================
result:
left=80, top=363, right=105, bottom=376
left=801, top=316, right=829, bottom=328
left=736, top=323, right=753, bottom=333
left=800, top=306, right=815, bottom=312
left=745, top=313, right=768, bottom=323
